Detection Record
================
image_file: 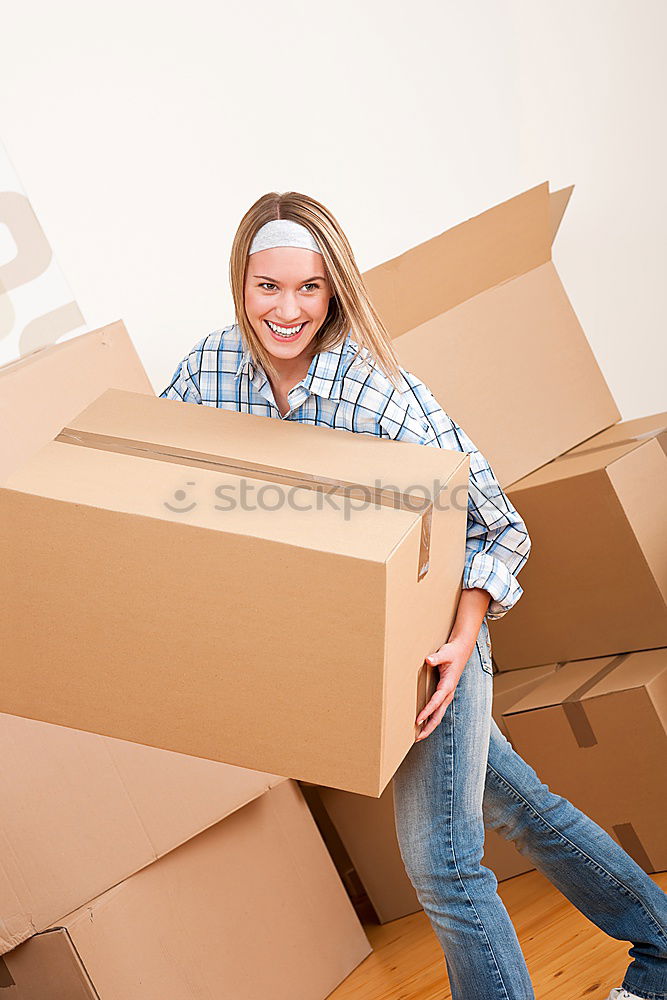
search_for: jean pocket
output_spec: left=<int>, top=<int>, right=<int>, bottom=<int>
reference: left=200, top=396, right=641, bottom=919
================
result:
left=478, top=618, right=494, bottom=675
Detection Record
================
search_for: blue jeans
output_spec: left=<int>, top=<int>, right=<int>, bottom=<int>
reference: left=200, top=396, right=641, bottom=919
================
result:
left=392, top=618, right=667, bottom=1000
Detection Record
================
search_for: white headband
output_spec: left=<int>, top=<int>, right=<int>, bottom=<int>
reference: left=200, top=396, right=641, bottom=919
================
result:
left=248, top=219, right=322, bottom=256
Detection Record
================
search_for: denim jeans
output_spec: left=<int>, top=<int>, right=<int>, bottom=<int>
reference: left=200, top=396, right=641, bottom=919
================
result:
left=392, top=618, right=667, bottom=1000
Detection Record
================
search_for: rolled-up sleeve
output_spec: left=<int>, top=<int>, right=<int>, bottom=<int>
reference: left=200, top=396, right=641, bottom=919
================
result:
left=395, top=377, right=532, bottom=621
left=427, top=416, right=531, bottom=619
left=159, top=340, right=204, bottom=404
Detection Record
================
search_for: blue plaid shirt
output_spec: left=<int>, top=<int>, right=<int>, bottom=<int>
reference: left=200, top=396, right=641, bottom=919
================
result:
left=159, top=324, right=531, bottom=620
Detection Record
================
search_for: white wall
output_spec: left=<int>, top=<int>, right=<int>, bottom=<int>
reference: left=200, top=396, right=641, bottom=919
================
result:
left=0, top=0, right=664, bottom=417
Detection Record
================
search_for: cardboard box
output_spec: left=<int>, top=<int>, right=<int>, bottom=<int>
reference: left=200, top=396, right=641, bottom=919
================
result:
left=362, top=182, right=620, bottom=489
left=490, top=413, right=667, bottom=669
left=503, top=648, right=667, bottom=873
left=0, top=320, right=153, bottom=484
left=0, top=780, right=371, bottom=999
left=491, top=664, right=559, bottom=740
left=0, top=711, right=283, bottom=954
left=1, top=388, right=469, bottom=796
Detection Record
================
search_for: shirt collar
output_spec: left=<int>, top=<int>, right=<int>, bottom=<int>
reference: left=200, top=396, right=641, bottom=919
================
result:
left=235, top=329, right=352, bottom=402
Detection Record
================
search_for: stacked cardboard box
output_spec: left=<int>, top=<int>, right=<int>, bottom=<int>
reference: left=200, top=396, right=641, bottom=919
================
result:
left=486, top=410, right=666, bottom=873
left=502, top=649, right=667, bottom=874
left=0, top=326, right=370, bottom=992
left=490, top=412, right=667, bottom=670
left=1, top=780, right=371, bottom=999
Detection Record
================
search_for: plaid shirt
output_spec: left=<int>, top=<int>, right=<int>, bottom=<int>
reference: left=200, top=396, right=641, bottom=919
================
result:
left=159, top=324, right=531, bottom=620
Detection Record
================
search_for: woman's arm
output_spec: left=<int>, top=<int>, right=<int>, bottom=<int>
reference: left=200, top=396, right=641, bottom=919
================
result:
left=386, top=377, right=532, bottom=741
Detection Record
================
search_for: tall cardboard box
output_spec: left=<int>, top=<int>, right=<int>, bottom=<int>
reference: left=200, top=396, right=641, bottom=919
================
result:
left=1, top=388, right=469, bottom=796
left=491, top=413, right=667, bottom=669
left=0, top=781, right=371, bottom=999
left=0, top=711, right=283, bottom=954
left=503, top=648, right=667, bottom=873
left=0, top=320, right=153, bottom=483
left=362, top=182, right=620, bottom=488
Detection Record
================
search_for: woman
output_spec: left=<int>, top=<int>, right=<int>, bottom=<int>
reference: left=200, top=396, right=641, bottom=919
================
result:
left=160, top=191, right=667, bottom=1000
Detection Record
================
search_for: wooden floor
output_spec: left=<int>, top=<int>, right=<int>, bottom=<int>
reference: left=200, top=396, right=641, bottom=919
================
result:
left=330, top=869, right=667, bottom=1000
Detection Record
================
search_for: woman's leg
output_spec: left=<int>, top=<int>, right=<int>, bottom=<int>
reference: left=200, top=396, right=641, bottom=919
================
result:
left=483, top=720, right=667, bottom=1000
left=392, top=622, right=535, bottom=1000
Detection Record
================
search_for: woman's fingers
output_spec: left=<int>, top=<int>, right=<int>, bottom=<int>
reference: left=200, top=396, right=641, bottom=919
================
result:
left=417, top=676, right=457, bottom=727
left=416, top=693, right=453, bottom=741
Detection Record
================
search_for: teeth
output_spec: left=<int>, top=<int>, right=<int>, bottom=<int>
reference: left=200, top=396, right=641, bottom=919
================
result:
left=267, top=320, right=304, bottom=337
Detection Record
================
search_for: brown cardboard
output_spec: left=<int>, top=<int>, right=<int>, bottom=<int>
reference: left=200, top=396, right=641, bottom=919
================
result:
left=503, top=648, right=667, bottom=872
left=0, top=711, right=284, bottom=955
left=1, top=388, right=470, bottom=796
left=0, top=321, right=153, bottom=484
left=490, top=413, right=667, bottom=669
left=491, top=664, right=559, bottom=740
left=362, top=182, right=620, bottom=488
left=2, top=781, right=372, bottom=999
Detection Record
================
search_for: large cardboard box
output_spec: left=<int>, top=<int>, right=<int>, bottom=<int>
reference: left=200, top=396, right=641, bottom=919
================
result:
left=491, top=413, right=667, bottom=670
left=0, top=711, right=283, bottom=954
left=0, top=780, right=371, bottom=999
left=1, top=388, right=469, bottom=796
left=362, top=182, right=620, bottom=489
left=503, top=648, right=667, bottom=873
left=0, top=320, right=153, bottom=484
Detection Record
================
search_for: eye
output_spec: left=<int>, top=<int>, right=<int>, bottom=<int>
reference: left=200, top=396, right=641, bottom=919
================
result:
left=259, top=282, right=277, bottom=290
left=302, top=282, right=320, bottom=291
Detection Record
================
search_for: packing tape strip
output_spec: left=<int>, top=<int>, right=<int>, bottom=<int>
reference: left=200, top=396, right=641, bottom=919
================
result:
left=612, top=822, right=656, bottom=874
left=55, top=427, right=434, bottom=581
left=561, top=653, right=629, bottom=748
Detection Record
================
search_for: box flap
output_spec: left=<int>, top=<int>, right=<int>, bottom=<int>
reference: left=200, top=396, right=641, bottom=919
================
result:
left=565, top=412, right=667, bottom=457
left=362, top=182, right=553, bottom=338
left=505, top=650, right=666, bottom=717
left=549, top=185, right=574, bottom=243
left=63, top=388, right=466, bottom=497
left=509, top=430, right=665, bottom=493
left=0, top=321, right=153, bottom=485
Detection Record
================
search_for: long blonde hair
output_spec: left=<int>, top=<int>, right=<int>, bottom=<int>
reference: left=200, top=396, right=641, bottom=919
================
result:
left=229, top=191, right=405, bottom=391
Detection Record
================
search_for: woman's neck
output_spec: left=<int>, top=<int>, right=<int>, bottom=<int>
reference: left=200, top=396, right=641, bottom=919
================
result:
left=269, top=349, right=316, bottom=394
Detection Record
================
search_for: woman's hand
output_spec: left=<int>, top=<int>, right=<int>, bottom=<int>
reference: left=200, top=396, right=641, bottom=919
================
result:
left=415, top=586, right=492, bottom=742
left=415, top=635, right=475, bottom=741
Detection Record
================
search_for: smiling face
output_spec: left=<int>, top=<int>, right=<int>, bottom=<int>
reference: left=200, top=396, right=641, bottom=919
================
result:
left=243, top=247, right=334, bottom=369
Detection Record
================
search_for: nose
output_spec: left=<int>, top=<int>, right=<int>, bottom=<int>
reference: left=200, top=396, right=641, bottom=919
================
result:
left=274, top=290, right=302, bottom=322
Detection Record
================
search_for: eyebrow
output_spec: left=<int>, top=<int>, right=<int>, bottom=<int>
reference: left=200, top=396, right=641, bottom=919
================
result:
left=252, top=275, right=326, bottom=283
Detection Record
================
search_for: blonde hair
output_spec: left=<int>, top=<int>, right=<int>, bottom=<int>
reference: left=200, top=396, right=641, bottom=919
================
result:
left=229, top=191, right=406, bottom=391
